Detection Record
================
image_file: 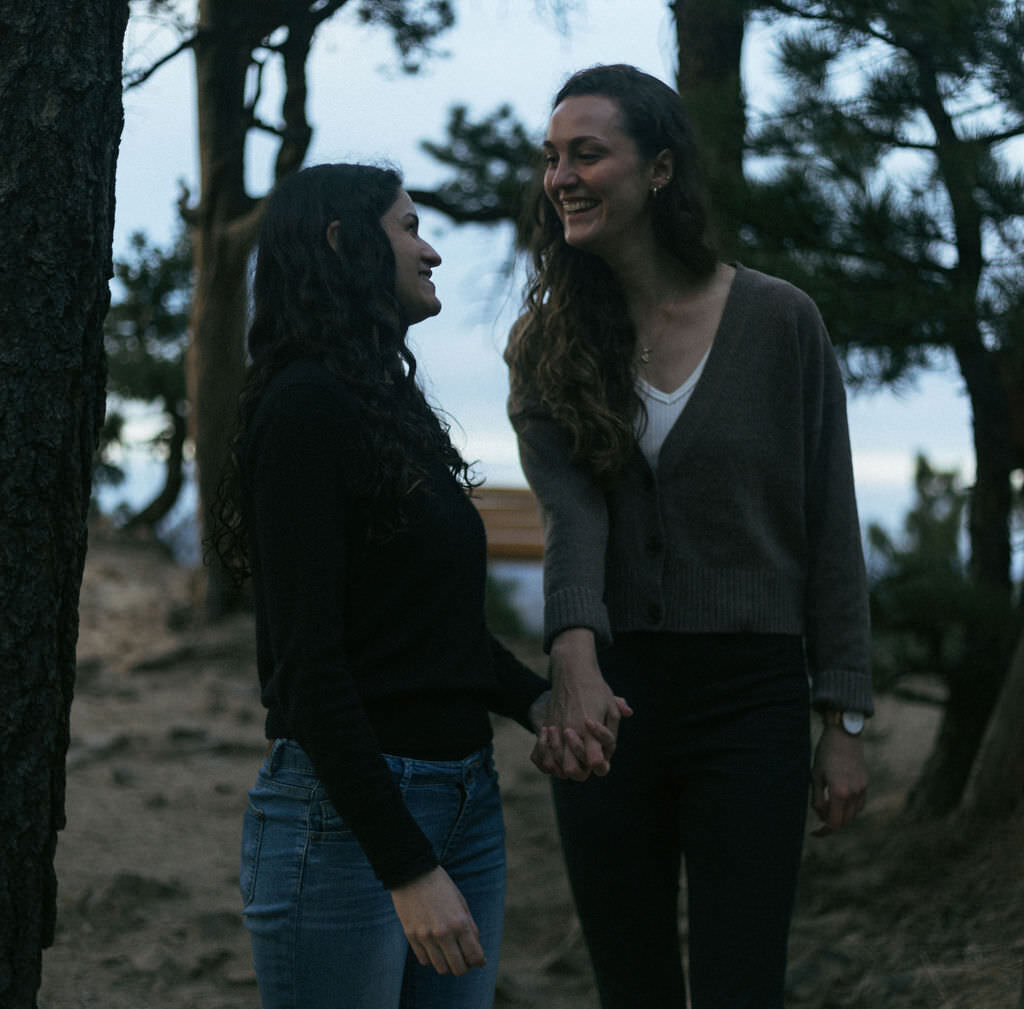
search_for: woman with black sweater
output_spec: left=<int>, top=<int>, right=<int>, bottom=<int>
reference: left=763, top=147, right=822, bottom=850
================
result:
left=213, top=163, right=592, bottom=1009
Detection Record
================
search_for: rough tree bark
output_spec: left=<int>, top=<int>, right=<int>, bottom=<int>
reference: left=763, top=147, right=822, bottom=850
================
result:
left=672, top=0, right=749, bottom=257
left=0, top=2, right=128, bottom=1006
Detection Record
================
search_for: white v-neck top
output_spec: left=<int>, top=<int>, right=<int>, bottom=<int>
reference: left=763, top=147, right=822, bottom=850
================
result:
left=635, top=348, right=711, bottom=470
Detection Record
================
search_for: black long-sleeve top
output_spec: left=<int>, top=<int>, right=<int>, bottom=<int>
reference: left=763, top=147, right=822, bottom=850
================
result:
left=242, top=358, right=547, bottom=888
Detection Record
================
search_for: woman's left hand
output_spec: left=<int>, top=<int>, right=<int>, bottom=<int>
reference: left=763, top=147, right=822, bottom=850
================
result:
left=528, top=689, right=632, bottom=779
left=811, top=725, right=868, bottom=835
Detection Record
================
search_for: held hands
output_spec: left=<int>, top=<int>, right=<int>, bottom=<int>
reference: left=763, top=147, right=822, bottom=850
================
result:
left=390, top=866, right=486, bottom=976
left=811, top=722, right=868, bottom=836
left=530, top=628, right=633, bottom=781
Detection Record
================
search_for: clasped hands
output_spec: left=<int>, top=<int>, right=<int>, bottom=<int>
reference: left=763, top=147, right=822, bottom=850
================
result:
left=528, top=628, right=633, bottom=781
left=529, top=633, right=869, bottom=837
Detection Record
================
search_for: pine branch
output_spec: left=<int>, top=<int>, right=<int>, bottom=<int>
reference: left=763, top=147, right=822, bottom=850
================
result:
left=405, top=187, right=516, bottom=224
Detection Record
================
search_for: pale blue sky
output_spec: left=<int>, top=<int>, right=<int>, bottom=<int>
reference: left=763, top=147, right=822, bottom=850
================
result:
left=113, top=0, right=976, bottom=537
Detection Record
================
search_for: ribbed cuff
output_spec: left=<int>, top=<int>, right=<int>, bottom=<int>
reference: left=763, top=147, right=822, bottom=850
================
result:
left=544, top=586, right=612, bottom=653
left=811, top=666, right=874, bottom=716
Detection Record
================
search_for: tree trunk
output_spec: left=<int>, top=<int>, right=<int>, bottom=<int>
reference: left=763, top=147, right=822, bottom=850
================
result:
left=904, top=51, right=1016, bottom=817
left=959, top=628, right=1024, bottom=819
left=907, top=341, right=1016, bottom=816
left=995, top=347, right=1024, bottom=471
left=187, top=217, right=255, bottom=617
left=0, top=2, right=128, bottom=1005
left=672, top=0, right=748, bottom=257
left=186, top=0, right=318, bottom=619
left=187, top=0, right=265, bottom=618
left=123, top=406, right=188, bottom=531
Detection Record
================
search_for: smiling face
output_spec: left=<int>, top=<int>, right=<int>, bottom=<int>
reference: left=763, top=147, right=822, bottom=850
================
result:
left=542, top=94, right=669, bottom=260
left=380, top=190, right=442, bottom=325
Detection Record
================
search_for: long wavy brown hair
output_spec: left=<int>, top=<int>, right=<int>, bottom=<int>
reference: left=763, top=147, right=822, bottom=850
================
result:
left=506, top=64, right=718, bottom=481
left=209, top=164, right=477, bottom=584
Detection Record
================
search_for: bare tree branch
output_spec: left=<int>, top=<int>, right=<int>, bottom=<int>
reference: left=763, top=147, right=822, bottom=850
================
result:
left=176, top=180, right=199, bottom=227
left=987, top=122, right=1024, bottom=146
left=273, top=14, right=317, bottom=184
left=123, top=30, right=200, bottom=90
left=247, top=52, right=269, bottom=108
left=252, top=117, right=286, bottom=139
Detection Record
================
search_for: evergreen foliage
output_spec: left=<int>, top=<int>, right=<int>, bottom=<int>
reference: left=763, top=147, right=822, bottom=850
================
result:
left=98, top=229, right=193, bottom=528
left=868, top=455, right=1000, bottom=692
left=355, top=0, right=455, bottom=70
left=744, top=0, right=1024, bottom=386
left=407, top=104, right=539, bottom=240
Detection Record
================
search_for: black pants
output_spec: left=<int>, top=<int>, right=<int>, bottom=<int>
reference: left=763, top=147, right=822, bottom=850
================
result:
left=552, top=633, right=810, bottom=1009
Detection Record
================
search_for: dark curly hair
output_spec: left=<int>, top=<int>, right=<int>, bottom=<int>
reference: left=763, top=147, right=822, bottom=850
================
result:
left=506, top=64, right=718, bottom=481
left=211, top=163, right=476, bottom=582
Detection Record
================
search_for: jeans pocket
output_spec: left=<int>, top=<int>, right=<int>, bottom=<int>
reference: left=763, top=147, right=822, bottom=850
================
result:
left=317, top=798, right=354, bottom=835
left=239, top=803, right=265, bottom=908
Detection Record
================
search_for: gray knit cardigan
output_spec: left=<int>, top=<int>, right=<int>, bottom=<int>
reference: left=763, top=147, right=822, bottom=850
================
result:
left=509, top=264, right=874, bottom=715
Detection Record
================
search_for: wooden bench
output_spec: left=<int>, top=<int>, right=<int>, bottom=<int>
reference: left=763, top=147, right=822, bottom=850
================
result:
left=473, top=487, right=543, bottom=561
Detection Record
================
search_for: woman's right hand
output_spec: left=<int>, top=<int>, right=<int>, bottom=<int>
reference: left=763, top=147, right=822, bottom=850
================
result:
left=532, top=628, right=632, bottom=781
left=390, top=866, right=486, bottom=976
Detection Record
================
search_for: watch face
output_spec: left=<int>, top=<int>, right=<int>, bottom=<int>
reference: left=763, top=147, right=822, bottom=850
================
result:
left=841, top=711, right=865, bottom=735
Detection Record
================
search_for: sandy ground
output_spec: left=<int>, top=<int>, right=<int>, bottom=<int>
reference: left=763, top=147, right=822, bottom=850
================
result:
left=37, top=526, right=1024, bottom=1008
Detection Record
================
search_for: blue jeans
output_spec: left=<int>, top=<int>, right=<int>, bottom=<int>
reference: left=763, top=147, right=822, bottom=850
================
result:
left=241, top=739, right=506, bottom=1009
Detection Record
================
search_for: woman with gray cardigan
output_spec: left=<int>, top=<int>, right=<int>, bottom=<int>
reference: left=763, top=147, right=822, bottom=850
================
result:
left=506, top=65, right=872, bottom=1009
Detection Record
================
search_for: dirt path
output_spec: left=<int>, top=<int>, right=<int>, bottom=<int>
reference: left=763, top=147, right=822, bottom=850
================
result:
left=37, top=529, right=1024, bottom=1008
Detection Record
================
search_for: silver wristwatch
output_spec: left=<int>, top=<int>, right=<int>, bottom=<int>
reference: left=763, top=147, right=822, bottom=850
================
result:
left=823, top=709, right=865, bottom=736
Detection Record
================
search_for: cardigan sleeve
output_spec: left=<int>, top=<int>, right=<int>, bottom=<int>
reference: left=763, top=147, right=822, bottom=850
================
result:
left=508, top=396, right=613, bottom=652
left=798, top=304, right=875, bottom=715
left=247, top=380, right=438, bottom=888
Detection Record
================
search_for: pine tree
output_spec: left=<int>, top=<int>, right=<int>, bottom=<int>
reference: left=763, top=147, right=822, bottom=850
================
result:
left=744, top=0, right=1024, bottom=813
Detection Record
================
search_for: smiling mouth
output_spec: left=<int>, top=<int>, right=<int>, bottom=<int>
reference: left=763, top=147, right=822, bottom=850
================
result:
left=561, top=198, right=599, bottom=215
